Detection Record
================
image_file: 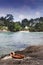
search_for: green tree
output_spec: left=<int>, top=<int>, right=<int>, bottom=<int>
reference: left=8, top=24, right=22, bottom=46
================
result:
left=35, top=22, right=43, bottom=31
left=29, top=19, right=34, bottom=26
left=5, top=14, right=14, bottom=22
left=22, top=19, right=29, bottom=28
left=14, top=23, right=22, bottom=31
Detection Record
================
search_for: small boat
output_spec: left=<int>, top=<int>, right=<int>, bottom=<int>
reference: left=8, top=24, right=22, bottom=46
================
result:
left=10, top=52, right=25, bottom=59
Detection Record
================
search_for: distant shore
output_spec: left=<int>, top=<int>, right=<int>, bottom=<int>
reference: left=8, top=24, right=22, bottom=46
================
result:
left=20, top=30, right=29, bottom=32
left=0, top=30, right=10, bottom=32
left=0, top=30, right=29, bottom=33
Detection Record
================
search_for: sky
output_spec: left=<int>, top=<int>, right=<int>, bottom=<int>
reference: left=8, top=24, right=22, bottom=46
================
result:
left=0, top=0, right=43, bottom=21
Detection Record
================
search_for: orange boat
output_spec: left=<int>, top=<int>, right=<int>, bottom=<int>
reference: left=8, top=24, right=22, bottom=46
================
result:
left=10, top=52, right=25, bottom=59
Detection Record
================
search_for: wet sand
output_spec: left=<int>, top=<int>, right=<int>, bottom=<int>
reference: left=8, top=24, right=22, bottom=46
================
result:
left=0, top=45, right=43, bottom=65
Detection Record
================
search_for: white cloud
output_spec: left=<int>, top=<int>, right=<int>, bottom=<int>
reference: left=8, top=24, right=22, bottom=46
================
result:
left=35, top=11, right=40, bottom=16
left=19, top=14, right=26, bottom=19
left=0, top=7, right=42, bottom=21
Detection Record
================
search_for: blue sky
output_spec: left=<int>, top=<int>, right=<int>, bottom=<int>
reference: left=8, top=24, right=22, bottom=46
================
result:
left=0, top=0, right=43, bottom=21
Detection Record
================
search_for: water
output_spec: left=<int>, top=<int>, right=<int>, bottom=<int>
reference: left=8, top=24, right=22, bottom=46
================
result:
left=0, top=31, right=43, bottom=55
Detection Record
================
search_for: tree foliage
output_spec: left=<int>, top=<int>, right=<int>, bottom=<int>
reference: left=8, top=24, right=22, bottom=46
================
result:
left=0, top=14, right=43, bottom=32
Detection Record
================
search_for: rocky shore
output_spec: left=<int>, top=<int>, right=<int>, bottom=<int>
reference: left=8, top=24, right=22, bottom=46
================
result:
left=0, top=45, right=43, bottom=65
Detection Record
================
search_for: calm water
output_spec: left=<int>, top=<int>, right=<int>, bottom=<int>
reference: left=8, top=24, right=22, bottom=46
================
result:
left=0, top=31, right=43, bottom=55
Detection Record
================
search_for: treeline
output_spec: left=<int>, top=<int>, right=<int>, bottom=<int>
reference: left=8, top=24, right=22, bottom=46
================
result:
left=0, top=14, right=43, bottom=32
left=0, top=14, right=22, bottom=32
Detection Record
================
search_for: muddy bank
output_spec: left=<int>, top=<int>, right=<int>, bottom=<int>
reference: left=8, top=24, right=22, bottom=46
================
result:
left=0, top=45, right=43, bottom=65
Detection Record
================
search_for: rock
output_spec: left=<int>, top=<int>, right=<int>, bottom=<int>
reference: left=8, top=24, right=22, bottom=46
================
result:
left=1, top=56, right=12, bottom=60
left=0, top=45, right=43, bottom=65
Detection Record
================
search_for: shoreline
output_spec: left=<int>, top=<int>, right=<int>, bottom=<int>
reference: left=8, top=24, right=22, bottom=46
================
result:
left=20, top=30, right=29, bottom=32
left=0, top=45, right=43, bottom=65
left=0, top=45, right=43, bottom=58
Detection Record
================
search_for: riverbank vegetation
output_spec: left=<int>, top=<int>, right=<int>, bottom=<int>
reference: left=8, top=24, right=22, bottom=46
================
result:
left=0, top=14, right=43, bottom=32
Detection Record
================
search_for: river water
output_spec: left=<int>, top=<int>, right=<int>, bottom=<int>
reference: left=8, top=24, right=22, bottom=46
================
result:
left=0, top=31, right=43, bottom=55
